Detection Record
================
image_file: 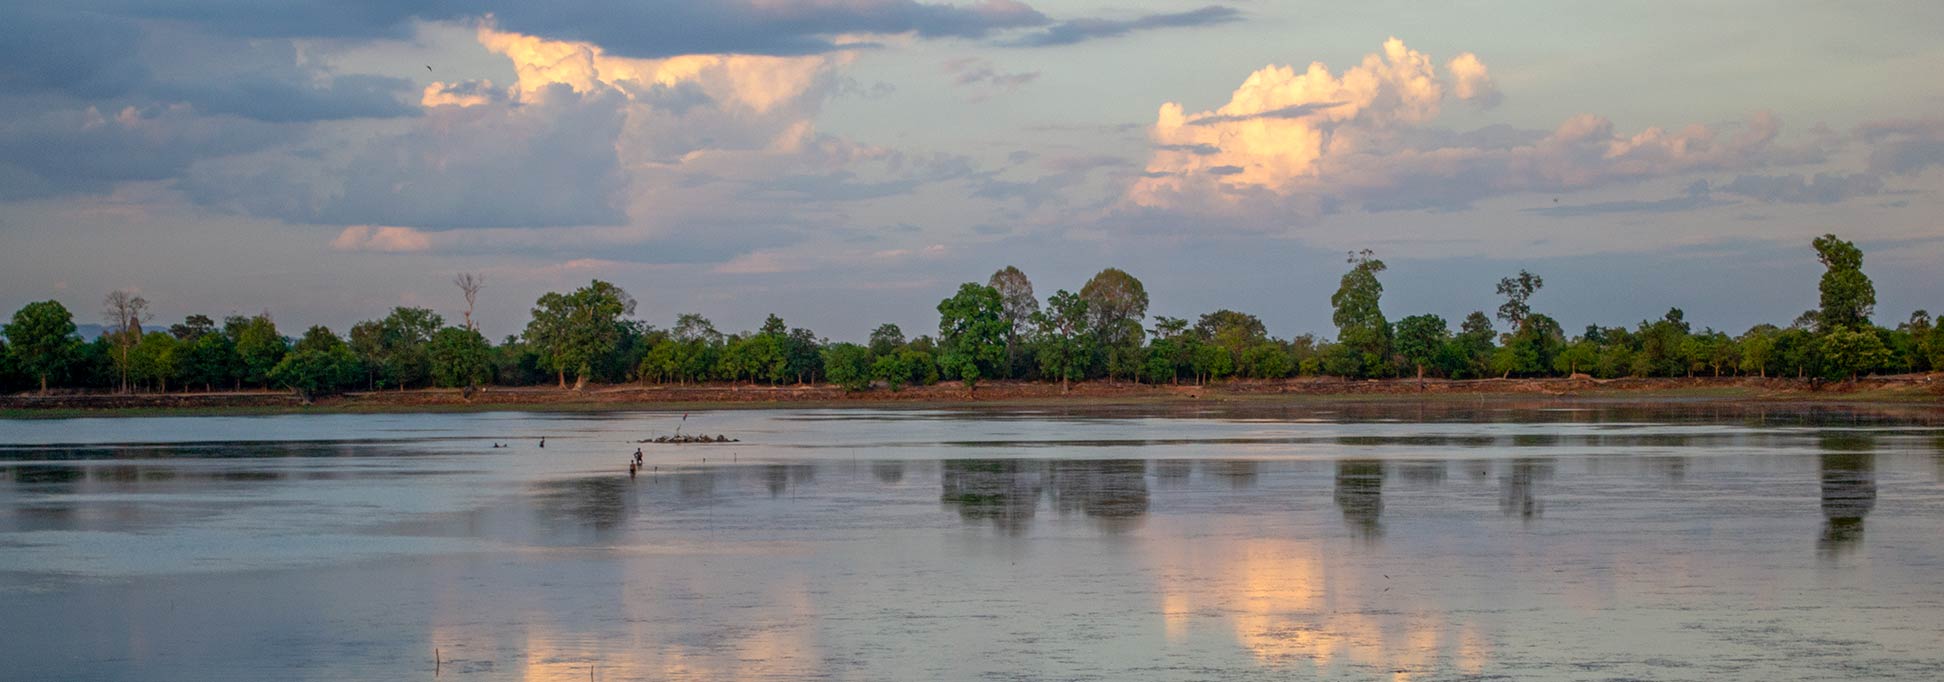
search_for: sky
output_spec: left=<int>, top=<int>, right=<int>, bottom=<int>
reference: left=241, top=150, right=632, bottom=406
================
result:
left=2, top=0, right=1941, bottom=342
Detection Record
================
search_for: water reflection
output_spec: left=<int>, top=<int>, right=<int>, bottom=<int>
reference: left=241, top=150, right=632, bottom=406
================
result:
left=1818, top=432, right=1877, bottom=558
left=940, top=460, right=1043, bottom=533
left=1499, top=458, right=1552, bottom=519
left=1333, top=460, right=1384, bottom=538
left=1047, top=459, right=1149, bottom=532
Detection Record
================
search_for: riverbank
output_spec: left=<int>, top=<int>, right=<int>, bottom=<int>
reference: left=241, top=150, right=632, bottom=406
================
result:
left=2, top=374, right=1938, bottom=418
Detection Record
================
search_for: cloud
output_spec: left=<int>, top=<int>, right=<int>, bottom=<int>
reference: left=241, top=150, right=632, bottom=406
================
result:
left=1857, top=118, right=1944, bottom=176
left=1527, top=180, right=1734, bottom=217
left=1718, top=172, right=1883, bottom=204
left=1130, top=38, right=1790, bottom=220
left=1009, top=5, right=1241, bottom=47
left=0, top=104, right=282, bottom=199
left=943, top=57, right=1039, bottom=99
left=1445, top=52, right=1500, bottom=108
left=331, top=225, right=433, bottom=252
left=483, top=0, right=1050, bottom=59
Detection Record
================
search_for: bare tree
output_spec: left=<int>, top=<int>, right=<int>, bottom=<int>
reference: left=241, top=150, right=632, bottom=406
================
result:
left=454, top=273, right=483, bottom=331
left=102, top=290, right=152, bottom=394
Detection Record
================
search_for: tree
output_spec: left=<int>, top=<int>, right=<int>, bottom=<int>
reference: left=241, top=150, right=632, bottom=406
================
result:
left=822, top=343, right=873, bottom=391
left=373, top=307, right=443, bottom=389
left=102, top=290, right=152, bottom=393
left=269, top=344, right=358, bottom=401
left=4, top=301, right=80, bottom=393
left=1392, top=314, right=1449, bottom=382
left=1449, top=312, right=1496, bottom=379
left=169, top=314, right=217, bottom=341
left=1738, top=324, right=1780, bottom=377
left=673, top=314, right=722, bottom=344
left=227, top=313, right=287, bottom=389
left=180, top=331, right=238, bottom=391
left=988, top=266, right=1038, bottom=378
left=429, top=327, right=495, bottom=389
left=525, top=280, right=635, bottom=389
left=1495, top=270, right=1544, bottom=331
left=127, top=332, right=179, bottom=392
left=1080, top=268, right=1149, bottom=379
left=1033, top=290, right=1092, bottom=392
left=454, top=273, right=483, bottom=331
left=868, top=323, right=906, bottom=357
left=937, top=283, right=1010, bottom=391
left=1330, top=250, right=1390, bottom=377
left=1820, top=326, right=1889, bottom=380
left=1813, top=234, right=1875, bottom=332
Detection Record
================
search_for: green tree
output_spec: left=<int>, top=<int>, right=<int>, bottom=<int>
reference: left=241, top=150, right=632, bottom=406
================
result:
left=937, top=283, right=1010, bottom=391
left=1738, top=324, right=1780, bottom=377
left=429, top=327, right=495, bottom=389
left=868, top=323, right=906, bottom=358
left=129, top=331, right=180, bottom=392
left=269, top=344, right=359, bottom=401
left=180, top=332, right=238, bottom=391
left=988, top=266, right=1038, bottom=378
left=169, top=314, right=217, bottom=341
left=525, top=280, right=635, bottom=389
left=1240, top=342, right=1294, bottom=378
left=1033, top=290, right=1093, bottom=392
left=1820, top=326, right=1889, bottom=380
left=1330, top=250, right=1390, bottom=377
left=1447, top=312, right=1496, bottom=379
left=821, top=343, right=873, bottom=391
left=227, top=313, right=287, bottom=389
left=1813, top=234, right=1875, bottom=332
left=1080, top=268, right=1148, bottom=379
left=4, top=301, right=80, bottom=393
left=1392, top=314, right=1449, bottom=381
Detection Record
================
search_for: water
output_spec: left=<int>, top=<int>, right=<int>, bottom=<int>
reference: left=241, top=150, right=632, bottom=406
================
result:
left=2, top=401, right=1941, bottom=680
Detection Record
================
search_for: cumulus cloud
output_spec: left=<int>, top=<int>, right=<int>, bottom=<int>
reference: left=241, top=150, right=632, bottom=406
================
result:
left=1009, top=5, right=1241, bottom=47
left=1130, top=38, right=1790, bottom=222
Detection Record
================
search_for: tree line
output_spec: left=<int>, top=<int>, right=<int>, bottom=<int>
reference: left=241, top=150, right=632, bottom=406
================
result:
left=1, top=234, right=1936, bottom=397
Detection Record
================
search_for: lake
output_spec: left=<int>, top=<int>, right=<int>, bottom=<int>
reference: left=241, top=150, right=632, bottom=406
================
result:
left=2, top=401, right=1941, bottom=680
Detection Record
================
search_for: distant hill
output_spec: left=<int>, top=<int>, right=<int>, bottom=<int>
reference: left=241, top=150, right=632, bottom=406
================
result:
left=73, top=324, right=108, bottom=340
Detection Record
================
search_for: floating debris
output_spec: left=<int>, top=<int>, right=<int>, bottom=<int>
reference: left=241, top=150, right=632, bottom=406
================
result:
left=638, top=434, right=739, bottom=444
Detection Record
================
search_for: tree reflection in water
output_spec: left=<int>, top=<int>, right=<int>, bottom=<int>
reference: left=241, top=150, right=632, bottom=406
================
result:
left=1818, top=432, right=1877, bottom=558
left=940, top=459, right=1150, bottom=533
left=1499, top=458, right=1552, bottom=520
left=1333, top=460, right=1384, bottom=539
left=940, top=460, right=1043, bottom=534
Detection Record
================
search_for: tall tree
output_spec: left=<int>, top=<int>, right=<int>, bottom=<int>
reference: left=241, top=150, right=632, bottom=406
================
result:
left=524, top=280, right=635, bottom=389
left=1033, top=290, right=1092, bottom=393
left=5, top=301, right=79, bottom=393
left=1813, top=234, right=1875, bottom=332
left=988, top=266, right=1038, bottom=378
left=821, top=343, right=873, bottom=391
left=1495, top=270, right=1544, bottom=332
left=937, top=283, right=1010, bottom=391
left=169, top=314, right=216, bottom=341
left=454, top=273, right=483, bottom=331
left=102, top=290, right=152, bottom=393
left=1330, top=250, right=1390, bottom=377
left=1080, top=268, right=1149, bottom=378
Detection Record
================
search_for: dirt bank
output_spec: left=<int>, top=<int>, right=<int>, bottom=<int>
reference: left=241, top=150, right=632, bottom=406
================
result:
left=3, top=374, right=1938, bottom=416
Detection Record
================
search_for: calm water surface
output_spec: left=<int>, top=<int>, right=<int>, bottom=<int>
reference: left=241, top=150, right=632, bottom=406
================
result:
left=2, top=401, right=1942, bottom=680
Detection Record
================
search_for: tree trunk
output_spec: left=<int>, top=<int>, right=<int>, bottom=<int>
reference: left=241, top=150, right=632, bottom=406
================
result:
left=557, top=369, right=566, bottom=388
left=1062, top=374, right=1069, bottom=394
left=40, top=375, right=48, bottom=395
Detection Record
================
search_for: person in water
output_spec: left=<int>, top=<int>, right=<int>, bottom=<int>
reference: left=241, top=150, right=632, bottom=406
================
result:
left=633, top=448, right=644, bottom=465
left=539, top=438, right=546, bottom=448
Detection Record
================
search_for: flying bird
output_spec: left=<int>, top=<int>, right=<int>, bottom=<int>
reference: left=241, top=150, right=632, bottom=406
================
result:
left=426, top=65, right=433, bottom=72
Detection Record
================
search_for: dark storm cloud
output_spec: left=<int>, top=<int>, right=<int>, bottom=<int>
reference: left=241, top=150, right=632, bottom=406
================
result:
left=1008, top=5, right=1241, bottom=47
left=1527, top=181, right=1735, bottom=217
left=151, top=75, right=417, bottom=123
left=0, top=105, right=283, bottom=200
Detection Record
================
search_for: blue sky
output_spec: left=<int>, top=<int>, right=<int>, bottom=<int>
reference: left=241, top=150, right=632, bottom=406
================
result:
left=2, top=1, right=1940, bottom=342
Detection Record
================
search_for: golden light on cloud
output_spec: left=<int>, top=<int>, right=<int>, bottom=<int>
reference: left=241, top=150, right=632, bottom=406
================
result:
left=1133, top=37, right=1463, bottom=206
left=473, top=22, right=836, bottom=114
left=331, top=225, right=432, bottom=252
